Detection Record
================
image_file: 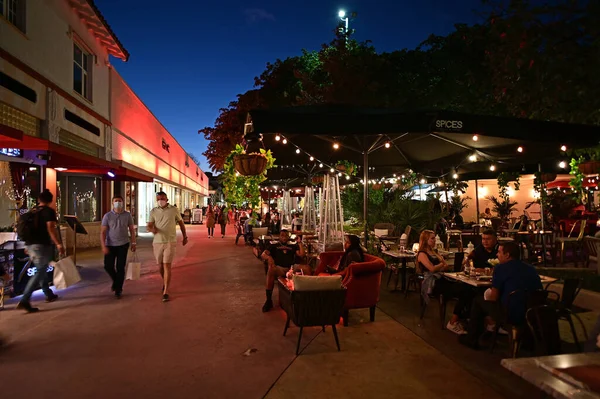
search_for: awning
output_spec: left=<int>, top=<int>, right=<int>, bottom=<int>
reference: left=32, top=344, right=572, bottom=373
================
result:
left=546, top=179, right=598, bottom=189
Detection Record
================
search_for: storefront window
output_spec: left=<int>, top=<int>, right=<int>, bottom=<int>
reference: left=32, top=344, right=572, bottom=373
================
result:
left=59, top=175, right=101, bottom=222
left=0, top=162, right=41, bottom=229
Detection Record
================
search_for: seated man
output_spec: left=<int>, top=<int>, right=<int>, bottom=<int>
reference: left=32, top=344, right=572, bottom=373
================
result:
left=465, top=229, right=499, bottom=270
left=269, top=214, right=281, bottom=236
left=261, top=230, right=312, bottom=312
left=459, top=241, right=542, bottom=349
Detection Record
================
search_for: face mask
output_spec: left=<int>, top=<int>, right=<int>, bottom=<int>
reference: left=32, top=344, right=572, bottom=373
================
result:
left=113, top=201, right=123, bottom=209
left=158, top=200, right=167, bottom=207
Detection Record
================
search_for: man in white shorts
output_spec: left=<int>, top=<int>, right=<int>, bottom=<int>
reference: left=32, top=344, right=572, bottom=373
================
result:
left=147, top=191, right=188, bottom=302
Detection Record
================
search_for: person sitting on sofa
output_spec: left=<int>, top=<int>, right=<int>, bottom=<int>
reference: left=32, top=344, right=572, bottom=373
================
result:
left=261, top=230, right=311, bottom=312
left=323, top=235, right=364, bottom=276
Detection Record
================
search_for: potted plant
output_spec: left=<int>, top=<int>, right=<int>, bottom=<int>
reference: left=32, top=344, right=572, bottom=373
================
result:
left=335, top=160, right=358, bottom=176
left=223, top=145, right=275, bottom=207
left=231, top=144, right=271, bottom=176
left=497, top=172, right=520, bottom=198
left=486, top=195, right=518, bottom=220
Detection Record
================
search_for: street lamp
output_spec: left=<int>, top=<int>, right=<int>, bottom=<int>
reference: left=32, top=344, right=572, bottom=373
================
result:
left=338, top=9, right=349, bottom=40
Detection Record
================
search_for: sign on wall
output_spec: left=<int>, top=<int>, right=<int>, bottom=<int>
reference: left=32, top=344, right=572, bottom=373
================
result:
left=0, top=148, right=23, bottom=157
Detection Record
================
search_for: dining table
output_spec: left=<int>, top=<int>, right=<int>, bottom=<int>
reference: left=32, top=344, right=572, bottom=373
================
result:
left=443, top=272, right=558, bottom=288
left=381, top=250, right=416, bottom=292
left=501, top=353, right=600, bottom=399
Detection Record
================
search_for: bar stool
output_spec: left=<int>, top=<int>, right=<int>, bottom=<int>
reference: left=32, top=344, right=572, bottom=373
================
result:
left=446, top=230, right=463, bottom=251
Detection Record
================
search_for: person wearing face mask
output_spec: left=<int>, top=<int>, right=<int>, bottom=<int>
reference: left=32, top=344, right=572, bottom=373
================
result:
left=101, top=195, right=136, bottom=298
left=147, top=191, right=188, bottom=302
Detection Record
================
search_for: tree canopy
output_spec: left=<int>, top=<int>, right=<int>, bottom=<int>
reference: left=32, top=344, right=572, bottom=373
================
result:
left=199, top=0, right=600, bottom=171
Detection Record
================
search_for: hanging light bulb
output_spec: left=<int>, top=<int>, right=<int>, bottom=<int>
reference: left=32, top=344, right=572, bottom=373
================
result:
left=490, top=164, right=496, bottom=171
left=319, top=163, right=323, bottom=168
left=295, top=148, right=301, bottom=154
left=401, top=175, right=405, bottom=179
left=309, top=156, right=314, bottom=161
left=345, top=175, right=350, bottom=180
left=384, top=142, right=391, bottom=148
left=452, top=172, right=458, bottom=179
left=517, top=146, right=524, bottom=153
left=420, top=178, right=426, bottom=184
left=330, top=168, right=335, bottom=173
left=338, top=172, right=342, bottom=177
left=282, top=138, right=288, bottom=144
left=560, top=145, right=567, bottom=152
left=469, top=154, right=477, bottom=162
left=275, top=135, right=281, bottom=141
left=559, top=161, right=566, bottom=169
left=472, top=135, right=479, bottom=141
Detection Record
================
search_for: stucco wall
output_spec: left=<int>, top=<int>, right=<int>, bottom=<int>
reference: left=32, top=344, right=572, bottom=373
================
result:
left=110, top=68, right=208, bottom=196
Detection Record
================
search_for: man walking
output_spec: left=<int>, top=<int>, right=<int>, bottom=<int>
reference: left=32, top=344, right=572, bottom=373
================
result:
left=101, top=195, right=136, bottom=299
left=147, top=192, right=188, bottom=302
left=18, top=189, right=65, bottom=313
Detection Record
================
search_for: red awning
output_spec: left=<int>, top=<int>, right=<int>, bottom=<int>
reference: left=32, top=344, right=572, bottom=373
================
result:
left=547, top=179, right=598, bottom=189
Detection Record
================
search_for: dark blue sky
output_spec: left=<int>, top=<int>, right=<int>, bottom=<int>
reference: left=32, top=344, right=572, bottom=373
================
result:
left=96, top=0, right=486, bottom=171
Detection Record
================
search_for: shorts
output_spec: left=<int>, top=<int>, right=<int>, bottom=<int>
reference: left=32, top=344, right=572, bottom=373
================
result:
left=153, top=242, right=177, bottom=264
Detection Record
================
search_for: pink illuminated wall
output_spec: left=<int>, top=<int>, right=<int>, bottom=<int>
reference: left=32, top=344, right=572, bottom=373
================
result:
left=110, top=68, right=208, bottom=195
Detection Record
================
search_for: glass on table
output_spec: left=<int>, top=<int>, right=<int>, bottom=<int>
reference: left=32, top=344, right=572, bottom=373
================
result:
left=484, top=267, right=491, bottom=276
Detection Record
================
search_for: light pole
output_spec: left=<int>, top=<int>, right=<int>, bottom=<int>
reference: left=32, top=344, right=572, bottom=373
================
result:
left=338, top=10, right=349, bottom=44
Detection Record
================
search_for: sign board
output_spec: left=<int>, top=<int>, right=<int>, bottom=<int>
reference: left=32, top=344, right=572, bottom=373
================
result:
left=0, top=148, right=23, bottom=157
left=63, top=215, right=88, bottom=235
left=434, top=120, right=464, bottom=131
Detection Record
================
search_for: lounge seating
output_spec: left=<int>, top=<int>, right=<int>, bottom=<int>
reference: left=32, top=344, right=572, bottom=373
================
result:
left=316, top=251, right=386, bottom=326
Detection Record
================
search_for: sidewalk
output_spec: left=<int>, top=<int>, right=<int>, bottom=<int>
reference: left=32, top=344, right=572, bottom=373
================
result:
left=0, top=224, right=511, bottom=399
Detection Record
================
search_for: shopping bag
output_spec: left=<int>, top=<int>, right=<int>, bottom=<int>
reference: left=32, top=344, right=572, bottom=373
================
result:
left=53, top=256, right=81, bottom=290
left=126, top=253, right=141, bottom=281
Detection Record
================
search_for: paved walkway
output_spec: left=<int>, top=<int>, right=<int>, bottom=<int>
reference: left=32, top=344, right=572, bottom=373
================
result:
left=1, top=225, right=507, bottom=399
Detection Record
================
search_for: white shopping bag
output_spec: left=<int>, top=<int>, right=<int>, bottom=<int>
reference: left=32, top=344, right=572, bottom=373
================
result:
left=126, top=254, right=141, bottom=281
left=53, top=256, right=81, bottom=290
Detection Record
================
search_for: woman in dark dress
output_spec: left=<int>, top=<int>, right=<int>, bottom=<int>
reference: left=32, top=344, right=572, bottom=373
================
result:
left=326, top=235, right=364, bottom=276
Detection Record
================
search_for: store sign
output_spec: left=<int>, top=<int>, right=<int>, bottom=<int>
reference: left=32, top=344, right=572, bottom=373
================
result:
left=0, top=148, right=23, bottom=157
left=435, top=120, right=463, bottom=130
left=26, top=265, right=54, bottom=277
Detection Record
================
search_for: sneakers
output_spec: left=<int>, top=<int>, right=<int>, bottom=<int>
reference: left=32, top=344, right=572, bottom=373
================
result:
left=262, top=299, right=273, bottom=313
left=162, top=294, right=170, bottom=302
left=486, top=324, right=509, bottom=335
left=17, top=301, right=39, bottom=313
left=446, top=321, right=467, bottom=335
left=45, top=293, right=59, bottom=303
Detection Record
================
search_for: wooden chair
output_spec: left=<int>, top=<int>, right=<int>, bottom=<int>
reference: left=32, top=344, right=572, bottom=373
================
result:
left=554, top=220, right=587, bottom=266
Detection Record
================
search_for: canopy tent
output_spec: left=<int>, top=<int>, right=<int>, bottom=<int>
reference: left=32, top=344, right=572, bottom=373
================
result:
left=246, top=105, right=600, bottom=240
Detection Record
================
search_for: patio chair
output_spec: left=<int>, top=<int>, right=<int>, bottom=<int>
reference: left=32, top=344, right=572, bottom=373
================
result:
left=545, top=278, right=588, bottom=351
left=554, top=220, right=587, bottom=266
left=490, top=289, right=549, bottom=358
left=526, top=305, right=562, bottom=356
left=583, top=236, right=600, bottom=271
left=316, top=252, right=386, bottom=326
left=280, top=276, right=347, bottom=355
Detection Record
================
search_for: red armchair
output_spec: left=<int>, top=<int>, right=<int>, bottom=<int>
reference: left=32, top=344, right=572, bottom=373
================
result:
left=316, top=251, right=386, bottom=326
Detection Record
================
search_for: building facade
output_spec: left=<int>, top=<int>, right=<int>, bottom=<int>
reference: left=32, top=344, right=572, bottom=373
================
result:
left=0, top=0, right=208, bottom=247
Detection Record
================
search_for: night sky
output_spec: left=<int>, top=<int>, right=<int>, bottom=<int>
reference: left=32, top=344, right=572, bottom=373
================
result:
left=96, top=0, right=487, bottom=171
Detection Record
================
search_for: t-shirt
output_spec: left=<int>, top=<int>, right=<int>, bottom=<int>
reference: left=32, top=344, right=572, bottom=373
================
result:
left=26, top=206, right=57, bottom=245
left=471, top=244, right=499, bottom=269
left=149, top=204, right=182, bottom=243
left=337, top=249, right=364, bottom=271
left=417, top=250, right=441, bottom=273
left=267, top=241, right=299, bottom=268
left=492, top=259, right=542, bottom=324
left=102, top=210, right=134, bottom=246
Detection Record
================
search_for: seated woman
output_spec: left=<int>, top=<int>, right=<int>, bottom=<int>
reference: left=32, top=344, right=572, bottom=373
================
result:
left=417, top=229, right=474, bottom=335
left=324, top=235, right=364, bottom=276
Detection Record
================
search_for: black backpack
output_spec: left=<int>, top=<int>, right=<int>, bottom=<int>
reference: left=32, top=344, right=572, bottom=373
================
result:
left=16, top=206, right=43, bottom=242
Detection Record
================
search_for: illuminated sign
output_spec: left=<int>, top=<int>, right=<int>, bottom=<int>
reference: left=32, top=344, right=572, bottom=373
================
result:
left=435, top=120, right=463, bottom=130
left=27, top=265, right=54, bottom=277
left=0, top=148, right=23, bottom=157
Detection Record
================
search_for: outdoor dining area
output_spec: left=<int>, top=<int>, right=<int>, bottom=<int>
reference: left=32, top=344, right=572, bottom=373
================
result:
left=226, top=106, right=600, bottom=397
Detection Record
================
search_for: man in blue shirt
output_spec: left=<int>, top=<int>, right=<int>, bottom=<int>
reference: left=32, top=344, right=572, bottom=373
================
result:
left=460, top=241, right=542, bottom=349
left=101, top=196, right=136, bottom=299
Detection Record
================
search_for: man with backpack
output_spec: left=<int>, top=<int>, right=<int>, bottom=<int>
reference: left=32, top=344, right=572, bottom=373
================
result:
left=17, top=189, right=65, bottom=313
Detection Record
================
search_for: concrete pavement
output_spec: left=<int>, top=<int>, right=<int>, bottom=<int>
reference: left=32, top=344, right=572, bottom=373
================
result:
left=0, top=224, right=510, bottom=398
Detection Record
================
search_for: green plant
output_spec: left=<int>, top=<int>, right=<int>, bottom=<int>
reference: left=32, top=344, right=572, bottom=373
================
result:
left=569, top=156, right=585, bottom=203
left=486, top=195, right=518, bottom=220
left=497, top=172, right=520, bottom=199
left=335, top=160, right=358, bottom=176
left=222, top=144, right=275, bottom=208
left=450, top=194, right=471, bottom=216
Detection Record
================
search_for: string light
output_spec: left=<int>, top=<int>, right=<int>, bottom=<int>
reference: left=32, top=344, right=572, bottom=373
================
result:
left=560, top=145, right=567, bottom=152
left=559, top=161, right=566, bottom=169
left=295, top=148, right=300, bottom=154
left=452, top=172, right=458, bottom=179
left=319, top=163, right=323, bottom=168
left=345, top=175, right=350, bottom=180
left=384, top=142, right=391, bottom=148
left=309, top=156, right=314, bottom=161
left=490, top=164, right=496, bottom=171
left=282, top=138, right=288, bottom=144
left=333, top=143, right=340, bottom=150
left=338, top=172, right=342, bottom=177
left=330, top=168, right=335, bottom=173
left=472, top=135, right=479, bottom=141
left=469, top=154, right=477, bottom=162
left=275, top=135, right=281, bottom=141
left=420, top=179, right=426, bottom=184
left=517, top=146, right=523, bottom=153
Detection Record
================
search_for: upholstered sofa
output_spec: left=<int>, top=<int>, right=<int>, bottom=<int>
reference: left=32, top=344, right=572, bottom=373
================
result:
left=315, top=251, right=386, bottom=326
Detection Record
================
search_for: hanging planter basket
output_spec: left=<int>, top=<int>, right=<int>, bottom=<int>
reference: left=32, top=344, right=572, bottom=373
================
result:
left=312, top=176, right=324, bottom=184
left=372, top=183, right=383, bottom=190
left=233, top=154, right=268, bottom=176
left=539, top=173, right=557, bottom=183
left=578, top=161, right=600, bottom=175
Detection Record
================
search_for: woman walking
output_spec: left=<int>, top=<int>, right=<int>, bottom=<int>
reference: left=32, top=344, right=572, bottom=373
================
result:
left=218, top=205, right=228, bottom=238
left=206, top=204, right=216, bottom=238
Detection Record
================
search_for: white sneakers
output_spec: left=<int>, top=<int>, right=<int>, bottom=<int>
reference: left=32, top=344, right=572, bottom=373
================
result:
left=446, top=321, right=467, bottom=335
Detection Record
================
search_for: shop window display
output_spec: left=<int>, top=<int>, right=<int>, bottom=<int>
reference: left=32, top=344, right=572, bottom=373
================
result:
left=58, top=175, right=101, bottom=222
